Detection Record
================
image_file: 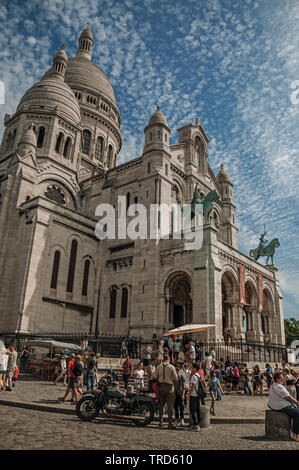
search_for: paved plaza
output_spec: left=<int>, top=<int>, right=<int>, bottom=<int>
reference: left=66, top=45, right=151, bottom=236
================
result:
left=0, top=374, right=298, bottom=450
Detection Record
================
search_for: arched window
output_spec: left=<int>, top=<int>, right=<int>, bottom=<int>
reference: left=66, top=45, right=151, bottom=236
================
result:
left=82, top=130, right=91, bottom=155
left=37, top=127, right=45, bottom=148
left=121, top=287, right=128, bottom=318
left=147, top=162, right=151, bottom=174
left=66, top=240, right=77, bottom=293
left=109, top=287, right=117, bottom=318
left=95, top=136, right=104, bottom=161
left=63, top=137, right=72, bottom=159
left=10, top=129, right=17, bottom=149
left=6, top=132, right=11, bottom=150
left=107, top=144, right=113, bottom=167
left=55, top=132, right=64, bottom=153
left=50, top=250, right=60, bottom=290
left=82, top=259, right=90, bottom=296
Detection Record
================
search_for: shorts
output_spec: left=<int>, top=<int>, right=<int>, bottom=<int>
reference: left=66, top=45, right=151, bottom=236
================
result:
left=7, top=368, right=16, bottom=379
left=135, top=381, right=144, bottom=389
left=143, top=359, right=150, bottom=367
left=210, top=390, right=217, bottom=398
left=69, top=377, right=78, bottom=390
left=0, top=370, right=7, bottom=375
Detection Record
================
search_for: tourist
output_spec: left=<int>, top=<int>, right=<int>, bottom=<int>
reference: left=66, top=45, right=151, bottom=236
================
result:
left=0, top=348, right=8, bottom=392
left=181, top=362, right=191, bottom=407
left=294, top=372, right=299, bottom=401
left=86, top=352, right=96, bottom=391
left=6, top=345, right=18, bottom=392
left=215, top=364, right=222, bottom=400
left=120, top=338, right=128, bottom=359
left=195, top=343, right=202, bottom=363
left=265, top=363, right=273, bottom=390
left=142, top=344, right=152, bottom=373
left=274, top=363, right=281, bottom=374
left=188, top=341, right=196, bottom=364
left=232, top=362, right=240, bottom=391
left=208, top=369, right=224, bottom=415
left=204, top=352, right=213, bottom=376
left=173, top=339, right=180, bottom=363
left=210, top=347, right=216, bottom=362
left=224, top=360, right=233, bottom=392
left=284, top=368, right=297, bottom=399
left=95, top=353, right=101, bottom=384
left=134, top=362, right=145, bottom=393
left=122, top=355, right=133, bottom=390
left=268, top=372, right=299, bottom=442
left=187, top=363, right=205, bottom=431
left=53, top=355, right=68, bottom=386
left=168, top=336, right=174, bottom=364
left=12, top=366, right=19, bottom=388
left=20, top=347, right=30, bottom=373
left=147, top=358, right=157, bottom=393
left=252, top=365, right=263, bottom=396
left=58, top=353, right=78, bottom=404
left=242, top=363, right=252, bottom=396
left=174, top=364, right=186, bottom=427
left=74, top=355, right=84, bottom=401
left=154, top=353, right=178, bottom=429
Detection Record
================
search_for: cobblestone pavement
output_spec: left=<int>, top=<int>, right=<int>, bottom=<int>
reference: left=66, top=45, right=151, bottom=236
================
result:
left=0, top=405, right=298, bottom=450
left=0, top=374, right=268, bottom=418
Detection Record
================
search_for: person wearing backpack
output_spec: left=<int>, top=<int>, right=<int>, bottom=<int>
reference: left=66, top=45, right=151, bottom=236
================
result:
left=187, top=363, right=206, bottom=431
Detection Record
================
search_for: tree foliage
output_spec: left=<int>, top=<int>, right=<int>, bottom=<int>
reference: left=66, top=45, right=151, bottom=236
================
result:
left=284, top=317, right=299, bottom=347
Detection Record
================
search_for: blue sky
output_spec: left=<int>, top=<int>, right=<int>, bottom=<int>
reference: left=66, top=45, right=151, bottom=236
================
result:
left=0, top=0, right=298, bottom=320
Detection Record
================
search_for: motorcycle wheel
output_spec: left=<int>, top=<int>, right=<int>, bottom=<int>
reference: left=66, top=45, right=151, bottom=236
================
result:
left=132, top=402, right=154, bottom=427
left=76, top=396, right=99, bottom=422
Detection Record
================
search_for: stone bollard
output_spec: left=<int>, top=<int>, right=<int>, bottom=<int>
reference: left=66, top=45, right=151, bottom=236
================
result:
left=200, top=406, right=210, bottom=429
left=265, top=410, right=291, bottom=440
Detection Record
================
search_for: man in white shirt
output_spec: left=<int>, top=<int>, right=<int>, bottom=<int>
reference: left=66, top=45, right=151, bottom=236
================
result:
left=268, top=372, right=299, bottom=441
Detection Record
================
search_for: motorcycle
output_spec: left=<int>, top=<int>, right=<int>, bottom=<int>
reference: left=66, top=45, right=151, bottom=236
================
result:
left=76, top=374, right=155, bottom=426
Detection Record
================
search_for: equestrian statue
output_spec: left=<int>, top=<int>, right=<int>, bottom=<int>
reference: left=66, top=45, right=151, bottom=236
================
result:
left=191, top=184, right=220, bottom=225
left=249, top=226, right=280, bottom=265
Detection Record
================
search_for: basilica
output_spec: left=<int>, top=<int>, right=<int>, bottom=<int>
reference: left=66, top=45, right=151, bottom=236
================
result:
left=0, top=25, right=285, bottom=344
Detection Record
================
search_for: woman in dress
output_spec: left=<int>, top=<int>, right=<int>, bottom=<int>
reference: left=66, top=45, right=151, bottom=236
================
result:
left=252, top=365, right=263, bottom=395
left=208, top=370, right=224, bottom=416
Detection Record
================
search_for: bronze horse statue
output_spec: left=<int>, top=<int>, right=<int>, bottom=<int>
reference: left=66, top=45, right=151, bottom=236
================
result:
left=249, top=238, right=280, bottom=265
left=191, top=185, right=220, bottom=225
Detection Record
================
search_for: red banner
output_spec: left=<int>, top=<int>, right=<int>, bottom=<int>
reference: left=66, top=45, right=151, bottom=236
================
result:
left=239, top=264, right=246, bottom=305
left=258, top=273, right=263, bottom=311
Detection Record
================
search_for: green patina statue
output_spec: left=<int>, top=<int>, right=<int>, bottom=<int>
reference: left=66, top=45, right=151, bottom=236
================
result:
left=191, top=184, right=220, bottom=225
left=249, top=226, right=280, bottom=265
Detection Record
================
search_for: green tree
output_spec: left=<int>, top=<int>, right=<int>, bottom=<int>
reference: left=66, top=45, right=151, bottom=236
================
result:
left=284, top=317, right=299, bottom=347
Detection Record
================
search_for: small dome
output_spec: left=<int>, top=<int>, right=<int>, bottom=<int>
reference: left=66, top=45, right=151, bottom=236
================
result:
left=147, top=105, right=169, bottom=128
left=53, top=45, right=67, bottom=63
left=217, top=163, right=231, bottom=183
left=79, top=23, right=93, bottom=41
left=17, top=77, right=81, bottom=125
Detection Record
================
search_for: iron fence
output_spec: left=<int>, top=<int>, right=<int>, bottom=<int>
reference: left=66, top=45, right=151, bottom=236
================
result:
left=0, top=331, right=141, bottom=358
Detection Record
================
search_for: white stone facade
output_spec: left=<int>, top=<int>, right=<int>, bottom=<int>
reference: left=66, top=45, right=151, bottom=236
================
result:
left=0, top=27, right=285, bottom=345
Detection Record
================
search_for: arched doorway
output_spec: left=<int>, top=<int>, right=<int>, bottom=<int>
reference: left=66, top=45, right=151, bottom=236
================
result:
left=165, top=272, right=192, bottom=327
left=221, top=271, right=238, bottom=339
left=243, top=280, right=258, bottom=341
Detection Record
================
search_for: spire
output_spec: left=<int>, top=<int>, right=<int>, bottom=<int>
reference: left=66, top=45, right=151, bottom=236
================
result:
left=76, top=22, right=94, bottom=60
left=50, top=44, right=68, bottom=80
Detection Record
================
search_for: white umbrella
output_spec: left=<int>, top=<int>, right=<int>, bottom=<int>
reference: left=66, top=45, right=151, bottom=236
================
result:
left=164, top=323, right=215, bottom=336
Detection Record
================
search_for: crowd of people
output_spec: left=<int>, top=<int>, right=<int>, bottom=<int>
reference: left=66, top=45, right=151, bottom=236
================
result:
left=1, top=337, right=299, bottom=440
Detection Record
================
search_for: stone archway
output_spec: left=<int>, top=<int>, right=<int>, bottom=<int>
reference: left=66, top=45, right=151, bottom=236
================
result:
left=165, top=271, right=192, bottom=327
left=221, top=271, right=239, bottom=340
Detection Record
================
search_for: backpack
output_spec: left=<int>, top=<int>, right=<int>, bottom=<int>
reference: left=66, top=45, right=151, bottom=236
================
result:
left=196, top=374, right=207, bottom=399
left=73, top=362, right=83, bottom=377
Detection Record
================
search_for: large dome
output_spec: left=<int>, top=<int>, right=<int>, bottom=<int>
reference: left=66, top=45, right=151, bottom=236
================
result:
left=64, top=57, right=117, bottom=105
left=17, top=77, right=81, bottom=125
